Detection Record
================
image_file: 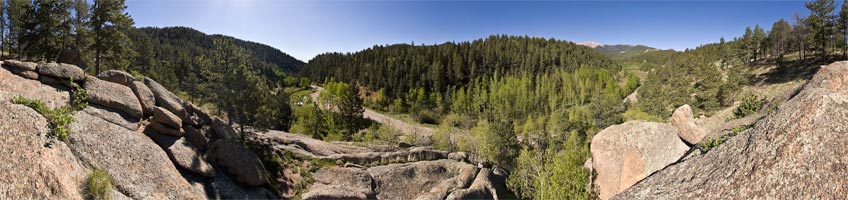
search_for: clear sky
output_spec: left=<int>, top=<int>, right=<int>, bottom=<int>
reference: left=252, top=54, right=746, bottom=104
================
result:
left=127, top=0, right=813, bottom=62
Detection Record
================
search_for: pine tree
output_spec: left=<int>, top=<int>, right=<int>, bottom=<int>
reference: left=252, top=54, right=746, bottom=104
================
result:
left=839, top=0, right=848, bottom=58
left=752, top=25, right=767, bottom=61
left=91, top=0, right=134, bottom=73
left=805, top=0, right=836, bottom=55
left=769, top=19, right=792, bottom=58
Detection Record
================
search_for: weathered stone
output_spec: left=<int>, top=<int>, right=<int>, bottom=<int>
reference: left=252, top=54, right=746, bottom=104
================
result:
left=0, top=102, right=88, bottom=199
left=4, top=60, right=37, bottom=71
left=149, top=121, right=185, bottom=136
left=154, top=107, right=182, bottom=129
left=82, top=105, right=140, bottom=131
left=446, top=168, right=496, bottom=200
left=38, top=75, right=78, bottom=88
left=448, top=152, right=468, bottom=162
left=97, top=70, right=135, bottom=86
left=590, top=120, right=688, bottom=200
left=145, top=131, right=215, bottom=177
left=302, top=167, right=375, bottom=199
left=85, top=77, right=143, bottom=118
left=207, top=139, right=268, bottom=186
left=368, top=160, right=479, bottom=200
left=670, top=104, right=708, bottom=144
left=184, top=125, right=208, bottom=152
left=128, top=81, right=156, bottom=116
left=37, top=62, right=85, bottom=81
left=212, top=117, right=239, bottom=141
left=68, top=110, right=203, bottom=199
left=185, top=103, right=212, bottom=126
left=6, top=66, right=39, bottom=80
left=615, top=61, right=848, bottom=199
left=144, top=77, right=192, bottom=124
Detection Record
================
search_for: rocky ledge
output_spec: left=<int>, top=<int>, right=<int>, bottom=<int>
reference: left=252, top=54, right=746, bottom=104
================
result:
left=614, top=61, right=848, bottom=199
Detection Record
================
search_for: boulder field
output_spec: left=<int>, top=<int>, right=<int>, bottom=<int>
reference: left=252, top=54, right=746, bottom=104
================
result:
left=0, top=60, right=274, bottom=199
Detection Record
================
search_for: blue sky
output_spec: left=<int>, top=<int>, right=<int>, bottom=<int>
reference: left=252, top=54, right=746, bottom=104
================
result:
left=127, top=0, right=812, bottom=62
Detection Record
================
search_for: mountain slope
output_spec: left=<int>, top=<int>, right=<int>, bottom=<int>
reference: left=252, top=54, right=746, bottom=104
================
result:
left=594, top=44, right=659, bottom=59
left=615, top=61, right=848, bottom=199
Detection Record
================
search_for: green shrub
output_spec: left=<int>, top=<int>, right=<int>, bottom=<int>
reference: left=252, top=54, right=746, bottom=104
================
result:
left=12, top=96, right=75, bottom=140
left=71, top=86, right=89, bottom=110
left=86, top=169, right=113, bottom=200
left=413, top=109, right=441, bottom=124
left=622, top=107, right=664, bottom=122
left=734, top=94, right=764, bottom=118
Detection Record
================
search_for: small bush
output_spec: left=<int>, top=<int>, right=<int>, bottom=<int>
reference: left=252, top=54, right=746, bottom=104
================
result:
left=622, top=107, right=664, bottom=122
left=12, top=96, right=78, bottom=140
left=71, top=86, right=89, bottom=110
left=86, top=169, right=113, bottom=200
left=413, top=109, right=441, bottom=125
left=734, top=94, right=764, bottom=118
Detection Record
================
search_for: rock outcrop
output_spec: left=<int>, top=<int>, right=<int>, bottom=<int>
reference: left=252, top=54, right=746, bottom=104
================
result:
left=144, top=78, right=192, bottom=125
left=129, top=81, right=156, bottom=116
left=590, top=120, right=689, bottom=200
left=248, top=130, right=516, bottom=199
left=97, top=70, right=135, bottom=86
left=670, top=104, right=708, bottom=144
left=1, top=62, right=272, bottom=199
left=84, top=77, right=144, bottom=119
left=37, top=62, right=85, bottom=81
left=615, top=61, right=848, bottom=199
left=207, top=139, right=268, bottom=186
left=145, top=131, right=215, bottom=177
left=302, top=167, right=376, bottom=199
left=68, top=110, right=203, bottom=199
left=0, top=101, right=89, bottom=199
left=154, top=107, right=182, bottom=128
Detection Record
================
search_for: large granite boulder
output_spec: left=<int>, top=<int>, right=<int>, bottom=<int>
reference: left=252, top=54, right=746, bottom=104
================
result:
left=145, top=131, right=215, bottom=177
left=144, top=77, right=192, bottom=124
left=4, top=60, right=37, bottom=71
left=97, top=70, right=135, bottom=86
left=149, top=121, right=185, bottom=136
left=212, top=117, right=239, bottom=141
left=302, top=167, right=376, bottom=200
left=368, top=159, right=479, bottom=200
left=153, top=107, right=182, bottom=129
left=615, top=61, right=848, bottom=199
left=68, top=110, right=203, bottom=199
left=37, top=62, right=85, bottom=81
left=129, top=81, right=156, bottom=116
left=590, top=121, right=688, bottom=200
left=84, top=77, right=143, bottom=119
left=207, top=140, right=268, bottom=186
left=670, top=104, right=708, bottom=144
left=184, top=126, right=209, bottom=152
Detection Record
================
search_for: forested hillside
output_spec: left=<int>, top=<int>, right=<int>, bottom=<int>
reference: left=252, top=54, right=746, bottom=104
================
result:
left=302, top=35, right=639, bottom=198
left=128, top=26, right=305, bottom=96
left=593, top=44, right=659, bottom=59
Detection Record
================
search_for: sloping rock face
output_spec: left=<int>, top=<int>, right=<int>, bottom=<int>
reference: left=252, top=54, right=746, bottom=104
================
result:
left=670, top=104, right=707, bottom=144
left=615, top=61, right=848, bottom=199
left=84, top=77, right=144, bottom=119
left=0, top=101, right=89, bottom=199
left=590, top=121, right=688, bottom=200
left=68, top=111, right=204, bottom=199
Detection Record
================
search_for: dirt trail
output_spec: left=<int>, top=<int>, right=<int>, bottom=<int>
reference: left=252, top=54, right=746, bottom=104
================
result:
left=310, top=85, right=434, bottom=137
